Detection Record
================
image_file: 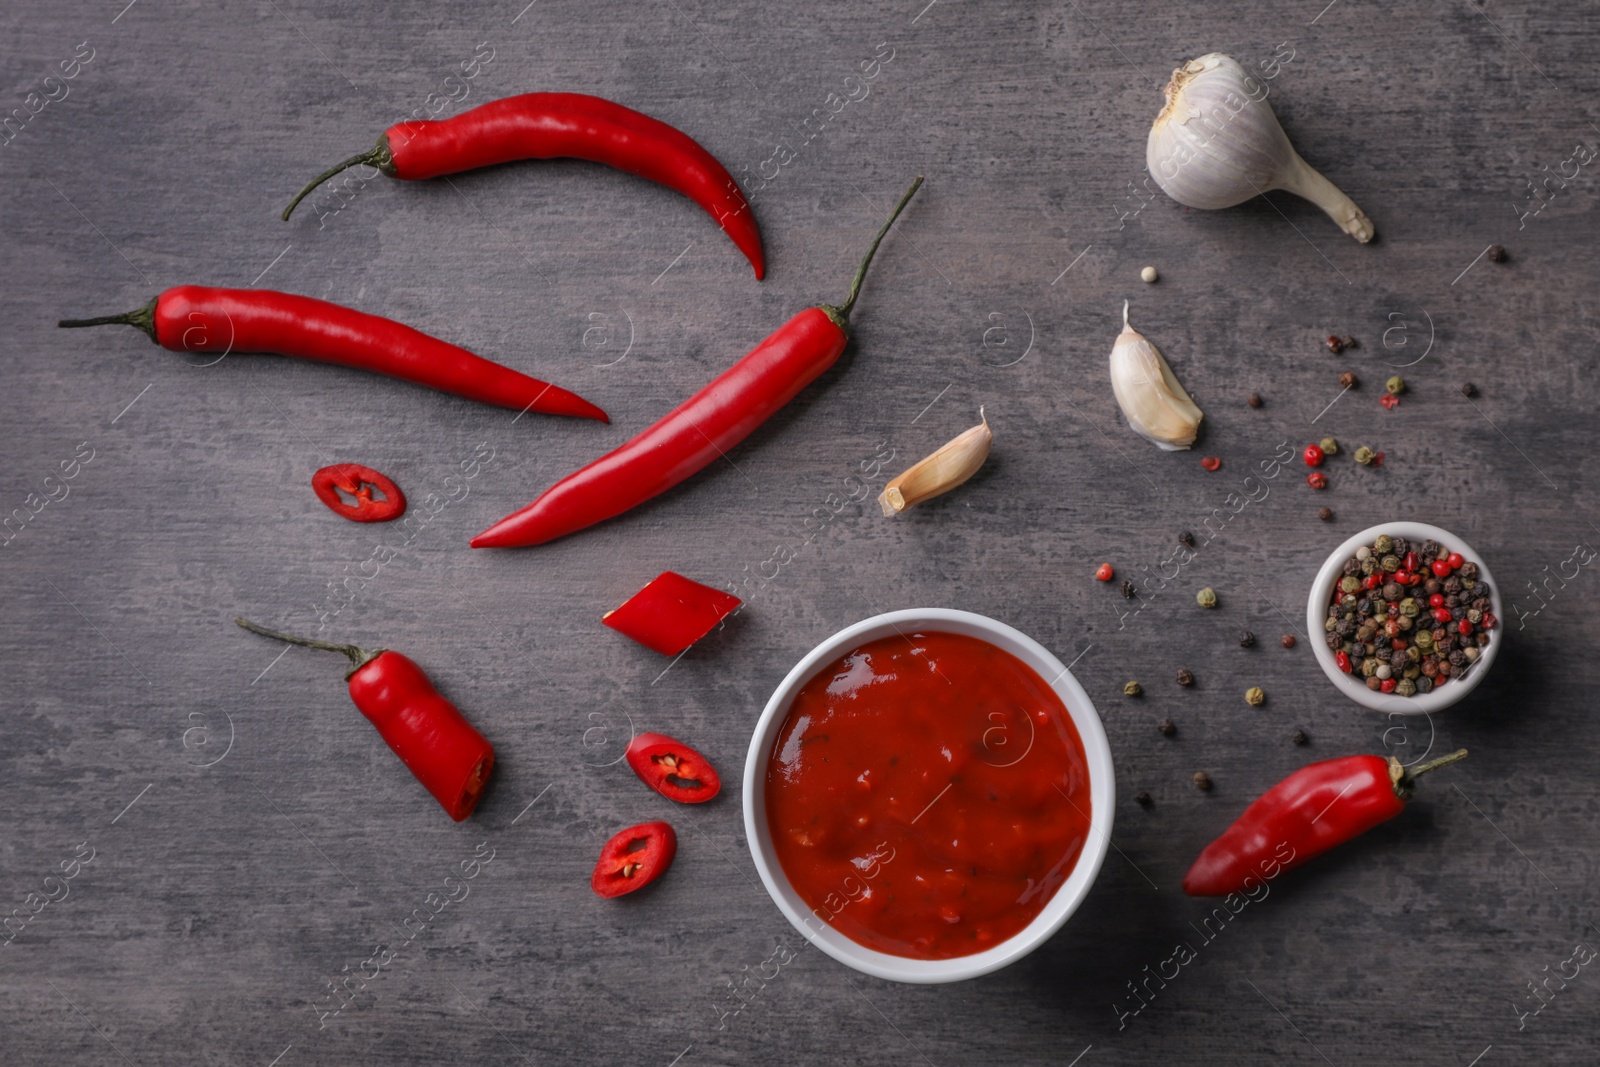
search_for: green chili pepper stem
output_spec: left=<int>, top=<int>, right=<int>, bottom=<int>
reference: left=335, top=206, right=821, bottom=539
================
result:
left=819, top=175, right=924, bottom=331
left=1390, top=747, right=1468, bottom=798
left=281, top=143, right=389, bottom=221
left=1403, top=747, right=1469, bottom=781
left=57, top=298, right=159, bottom=344
left=234, top=616, right=383, bottom=675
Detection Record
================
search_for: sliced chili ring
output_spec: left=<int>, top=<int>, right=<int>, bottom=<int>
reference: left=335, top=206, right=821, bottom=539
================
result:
left=591, top=821, right=677, bottom=899
left=625, top=732, right=721, bottom=804
left=602, top=571, right=741, bottom=656
left=312, top=464, right=406, bottom=523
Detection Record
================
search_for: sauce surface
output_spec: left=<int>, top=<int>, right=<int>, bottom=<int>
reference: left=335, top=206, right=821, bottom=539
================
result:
left=765, top=631, right=1092, bottom=959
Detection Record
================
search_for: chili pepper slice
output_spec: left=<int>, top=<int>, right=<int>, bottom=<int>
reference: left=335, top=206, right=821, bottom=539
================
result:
left=235, top=618, right=495, bottom=821
left=1182, top=748, right=1467, bottom=897
left=625, top=732, right=721, bottom=804
left=59, top=286, right=606, bottom=421
left=591, top=821, right=677, bottom=899
left=602, top=572, right=741, bottom=656
left=283, top=92, right=765, bottom=280
left=312, top=464, right=406, bottom=523
left=471, top=177, right=923, bottom=548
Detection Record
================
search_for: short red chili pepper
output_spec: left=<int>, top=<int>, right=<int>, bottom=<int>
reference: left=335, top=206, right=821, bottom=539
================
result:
left=283, top=92, right=764, bottom=279
left=1200, top=456, right=1222, bottom=472
left=603, top=572, right=741, bottom=657
left=472, top=177, right=922, bottom=548
left=235, top=618, right=494, bottom=821
left=312, top=464, right=406, bottom=523
left=59, top=286, right=606, bottom=421
left=625, top=732, right=722, bottom=804
left=1303, top=444, right=1324, bottom=467
left=1182, top=749, right=1468, bottom=897
left=591, top=821, right=677, bottom=898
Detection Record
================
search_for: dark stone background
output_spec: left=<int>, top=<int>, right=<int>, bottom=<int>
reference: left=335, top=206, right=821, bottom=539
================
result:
left=2, top=1, right=1596, bottom=1063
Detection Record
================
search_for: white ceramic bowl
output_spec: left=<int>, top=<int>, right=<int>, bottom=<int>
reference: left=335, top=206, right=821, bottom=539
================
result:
left=1306, top=522, right=1503, bottom=715
left=742, top=608, right=1114, bottom=984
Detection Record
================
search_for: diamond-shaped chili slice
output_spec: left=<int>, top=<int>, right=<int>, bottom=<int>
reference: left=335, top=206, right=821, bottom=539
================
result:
left=591, top=821, right=677, bottom=899
left=602, top=572, right=741, bottom=656
left=625, top=732, right=721, bottom=804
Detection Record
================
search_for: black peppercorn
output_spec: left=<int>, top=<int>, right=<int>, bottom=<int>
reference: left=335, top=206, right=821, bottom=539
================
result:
left=1179, top=531, right=1196, bottom=548
left=1461, top=382, right=1478, bottom=398
left=1319, top=506, right=1334, bottom=522
left=1342, top=558, right=1360, bottom=577
left=1282, top=634, right=1297, bottom=649
left=1135, top=790, right=1153, bottom=806
left=1390, top=650, right=1408, bottom=670
left=1158, top=718, right=1176, bottom=737
left=1325, top=632, right=1341, bottom=650
left=1339, top=371, right=1358, bottom=389
left=1487, top=244, right=1507, bottom=263
left=1460, top=562, right=1479, bottom=581
left=1192, top=771, right=1212, bottom=792
left=1121, top=579, right=1136, bottom=599
left=1176, top=668, right=1195, bottom=686
left=1239, top=630, right=1256, bottom=647
left=1248, top=392, right=1263, bottom=408
left=1292, top=729, right=1308, bottom=746
left=1444, top=576, right=1463, bottom=594
left=1424, top=578, right=1442, bottom=596
left=1449, top=649, right=1466, bottom=667
left=1391, top=537, right=1409, bottom=557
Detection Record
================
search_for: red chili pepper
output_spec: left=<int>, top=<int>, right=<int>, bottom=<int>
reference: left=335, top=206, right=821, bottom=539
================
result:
left=59, top=286, right=605, bottom=421
left=603, top=572, right=741, bottom=656
left=235, top=618, right=494, bottom=821
left=283, top=93, right=764, bottom=280
left=1182, top=749, right=1467, bottom=897
left=591, top=821, right=677, bottom=898
left=1379, top=393, right=1400, bottom=410
left=472, top=177, right=922, bottom=548
left=625, top=732, right=722, bottom=804
left=312, top=464, right=406, bottom=523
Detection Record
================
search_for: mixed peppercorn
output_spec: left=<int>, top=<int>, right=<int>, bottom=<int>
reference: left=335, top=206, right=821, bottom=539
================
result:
left=1325, top=533, right=1496, bottom=696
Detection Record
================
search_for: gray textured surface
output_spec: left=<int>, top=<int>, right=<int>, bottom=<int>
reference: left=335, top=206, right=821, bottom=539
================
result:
left=3, top=1, right=1598, bottom=1063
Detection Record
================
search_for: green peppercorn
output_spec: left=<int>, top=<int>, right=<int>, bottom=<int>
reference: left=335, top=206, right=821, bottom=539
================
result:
left=1339, top=576, right=1361, bottom=594
left=1396, top=678, right=1417, bottom=697
left=1415, top=630, right=1433, bottom=650
left=1361, top=657, right=1380, bottom=677
left=1319, top=437, right=1339, bottom=455
left=1355, top=446, right=1376, bottom=466
left=1374, top=534, right=1393, bottom=554
left=1196, top=587, right=1218, bottom=608
left=1124, top=681, right=1143, bottom=697
left=1399, top=597, right=1419, bottom=617
left=1245, top=686, right=1266, bottom=707
left=1360, top=557, right=1377, bottom=576
left=1381, top=554, right=1400, bottom=573
left=1386, top=376, right=1406, bottom=395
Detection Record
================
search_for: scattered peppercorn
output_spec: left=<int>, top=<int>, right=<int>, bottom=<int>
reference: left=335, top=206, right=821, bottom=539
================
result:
left=1281, top=634, right=1297, bottom=648
left=1247, top=391, right=1263, bottom=408
left=1179, top=531, right=1196, bottom=548
left=1304, top=444, right=1325, bottom=467
left=1487, top=244, right=1507, bottom=263
left=1120, top=579, right=1136, bottom=599
left=1354, top=446, right=1376, bottom=465
left=1319, top=506, right=1334, bottom=522
left=1096, top=562, right=1114, bottom=581
left=1371, top=451, right=1385, bottom=466
left=1238, top=630, right=1256, bottom=647
left=1291, top=729, right=1308, bottom=746
left=1192, top=771, right=1213, bottom=791
left=1461, top=382, right=1477, bottom=398
left=1325, top=335, right=1344, bottom=354
left=1307, top=471, right=1328, bottom=490
left=1158, top=718, right=1176, bottom=737
left=1245, top=686, right=1266, bottom=706
left=1141, top=265, right=1159, bottom=283
left=1201, top=456, right=1222, bottom=472
left=1319, top=437, right=1339, bottom=456
left=1386, top=376, right=1406, bottom=395
left=1196, top=587, right=1218, bottom=608
left=1176, top=668, right=1195, bottom=687
left=1135, top=790, right=1153, bottom=806
left=1339, top=372, right=1358, bottom=389
left=1342, top=336, right=1357, bottom=349
left=1124, top=681, right=1143, bottom=697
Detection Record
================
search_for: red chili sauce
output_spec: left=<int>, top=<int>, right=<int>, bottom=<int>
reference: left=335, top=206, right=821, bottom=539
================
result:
left=765, top=631, right=1092, bottom=959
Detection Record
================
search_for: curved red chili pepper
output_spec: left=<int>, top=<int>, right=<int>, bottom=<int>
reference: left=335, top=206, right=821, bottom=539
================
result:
left=625, top=732, right=722, bottom=804
left=604, top=572, right=741, bottom=656
left=591, top=821, right=677, bottom=898
left=312, top=464, right=406, bottom=523
left=472, top=177, right=923, bottom=548
left=235, top=618, right=495, bottom=822
left=1182, top=749, right=1467, bottom=897
left=59, top=286, right=606, bottom=422
left=283, top=92, right=764, bottom=280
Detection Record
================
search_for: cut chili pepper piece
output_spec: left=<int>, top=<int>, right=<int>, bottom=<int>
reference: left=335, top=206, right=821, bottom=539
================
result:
left=625, top=732, right=722, bottom=804
left=591, top=821, right=677, bottom=899
left=603, top=572, right=741, bottom=656
left=312, top=464, right=407, bottom=523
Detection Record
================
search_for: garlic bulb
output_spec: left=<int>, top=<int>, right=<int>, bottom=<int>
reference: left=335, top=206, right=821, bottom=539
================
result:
left=1109, top=302, right=1202, bottom=451
left=1146, top=53, right=1374, bottom=243
left=879, top=409, right=992, bottom=515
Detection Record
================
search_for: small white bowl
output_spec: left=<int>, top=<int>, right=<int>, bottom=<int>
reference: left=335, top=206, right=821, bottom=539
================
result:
left=742, top=608, right=1114, bottom=984
left=1306, top=521, right=1503, bottom=715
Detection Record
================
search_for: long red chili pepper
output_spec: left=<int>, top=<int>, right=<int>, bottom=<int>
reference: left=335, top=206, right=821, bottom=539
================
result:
left=283, top=92, right=765, bottom=280
left=472, top=176, right=923, bottom=549
left=235, top=618, right=495, bottom=822
left=59, top=286, right=606, bottom=421
left=1182, top=748, right=1468, bottom=897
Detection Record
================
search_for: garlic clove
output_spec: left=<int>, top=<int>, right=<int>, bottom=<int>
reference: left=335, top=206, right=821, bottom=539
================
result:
left=1109, top=301, right=1203, bottom=451
left=879, top=409, right=992, bottom=515
left=1146, top=52, right=1374, bottom=242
